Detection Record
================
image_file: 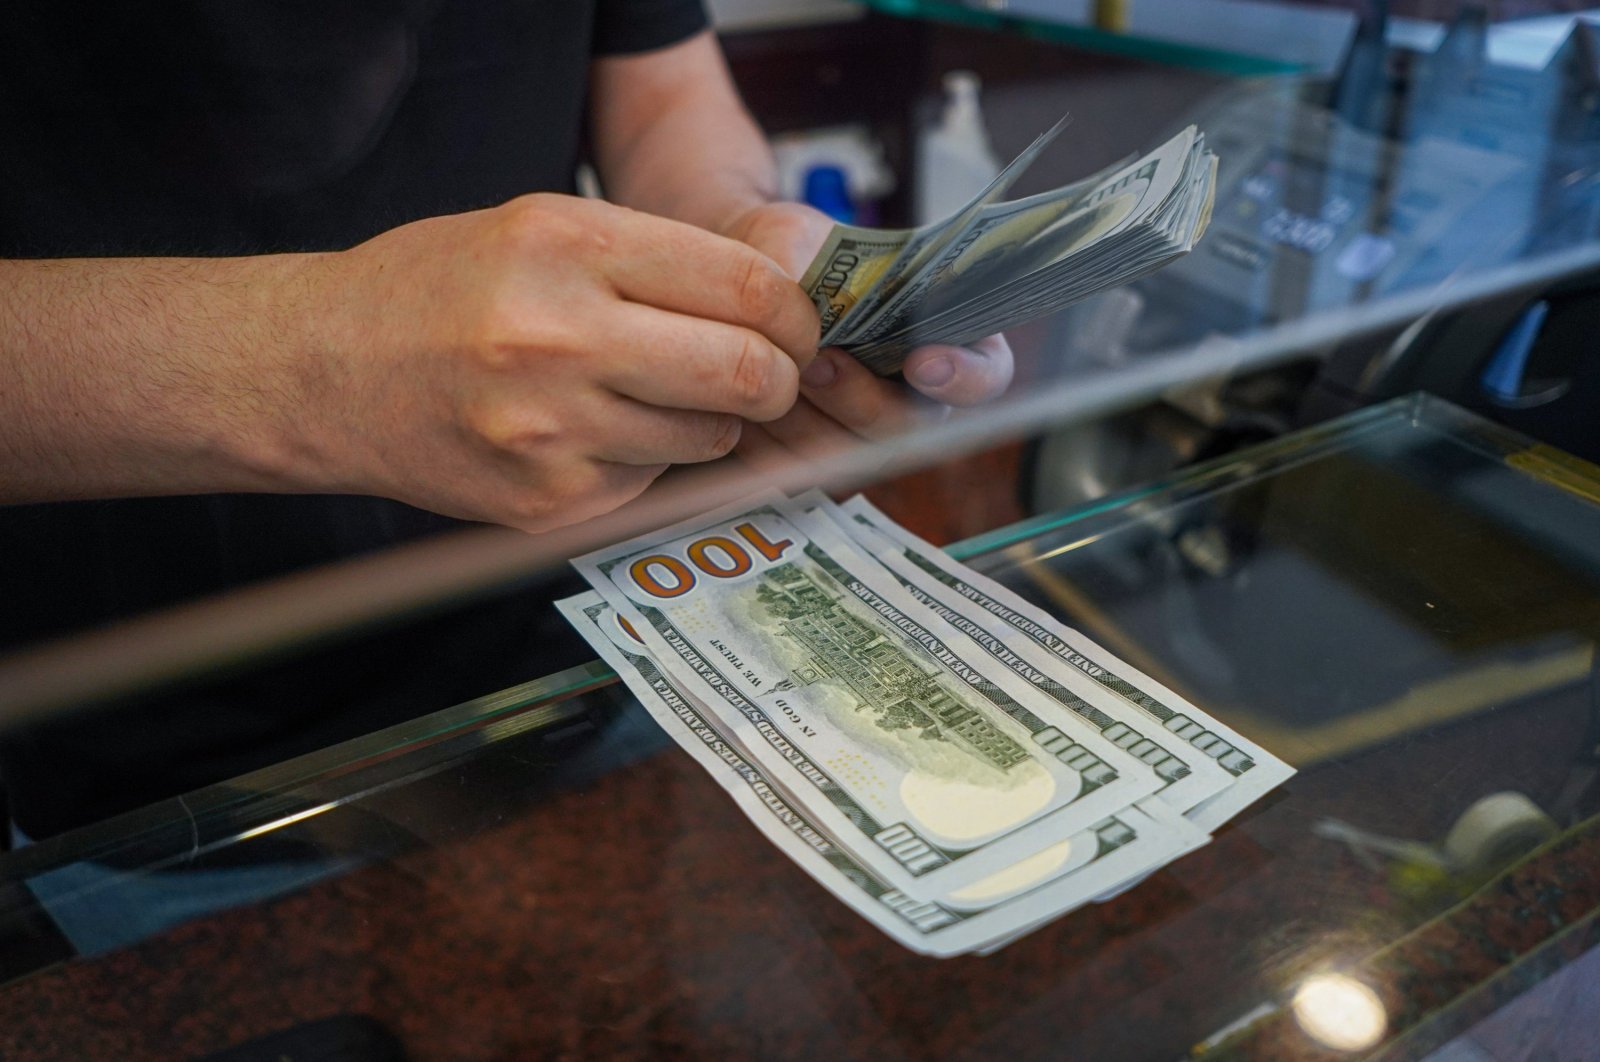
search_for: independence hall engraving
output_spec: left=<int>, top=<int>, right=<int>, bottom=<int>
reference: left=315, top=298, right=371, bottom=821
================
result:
left=757, top=564, right=1028, bottom=772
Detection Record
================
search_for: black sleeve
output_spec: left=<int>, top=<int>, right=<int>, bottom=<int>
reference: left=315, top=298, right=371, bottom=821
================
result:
left=591, top=0, right=709, bottom=56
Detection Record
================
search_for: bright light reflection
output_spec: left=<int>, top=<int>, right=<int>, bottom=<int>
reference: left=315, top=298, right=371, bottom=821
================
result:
left=233, top=800, right=340, bottom=843
left=1035, top=533, right=1104, bottom=562
left=1291, top=973, right=1387, bottom=1052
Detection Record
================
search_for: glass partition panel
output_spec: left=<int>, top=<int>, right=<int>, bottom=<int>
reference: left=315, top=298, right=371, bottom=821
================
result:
left=2, top=396, right=1598, bottom=1060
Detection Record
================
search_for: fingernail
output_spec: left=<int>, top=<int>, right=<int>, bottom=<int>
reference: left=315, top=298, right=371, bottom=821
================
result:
left=911, top=356, right=954, bottom=389
left=801, top=355, right=837, bottom=388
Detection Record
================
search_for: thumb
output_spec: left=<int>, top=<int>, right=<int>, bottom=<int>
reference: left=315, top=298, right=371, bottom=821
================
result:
left=723, top=202, right=834, bottom=280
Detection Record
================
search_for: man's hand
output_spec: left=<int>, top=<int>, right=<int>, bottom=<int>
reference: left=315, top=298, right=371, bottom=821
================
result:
left=587, top=32, right=1010, bottom=474
left=719, top=202, right=1014, bottom=471
left=1, top=27, right=999, bottom=526
left=282, top=194, right=820, bottom=530
left=0, top=193, right=820, bottom=524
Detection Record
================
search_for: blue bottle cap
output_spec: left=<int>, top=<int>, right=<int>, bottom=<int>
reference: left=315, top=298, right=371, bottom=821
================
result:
left=802, top=164, right=855, bottom=224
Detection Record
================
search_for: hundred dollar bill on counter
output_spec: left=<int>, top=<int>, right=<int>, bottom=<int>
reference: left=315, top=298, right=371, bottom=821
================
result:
left=820, top=495, right=1295, bottom=833
left=558, top=592, right=1207, bottom=957
left=564, top=492, right=1292, bottom=954
left=572, top=492, right=1165, bottom=898
left=797, top=492, right=1237, bottom=816
left=798, top=120, right=1217, bottom=376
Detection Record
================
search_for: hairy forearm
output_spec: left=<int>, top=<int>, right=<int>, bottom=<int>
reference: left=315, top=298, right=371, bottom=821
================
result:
left=0, top=254, right=329, bottom=504
left=589, top=32, right=778, bottom=237
left=0, top=194, right=824, bottom=525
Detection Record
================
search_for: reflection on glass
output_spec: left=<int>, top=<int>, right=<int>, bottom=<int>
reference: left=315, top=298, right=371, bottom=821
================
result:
left=1292, top=972, right=1388, bottom=1052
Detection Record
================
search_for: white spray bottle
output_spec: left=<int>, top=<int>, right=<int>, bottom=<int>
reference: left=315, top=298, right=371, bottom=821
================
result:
left=915, top=70, right=1001, bottom=225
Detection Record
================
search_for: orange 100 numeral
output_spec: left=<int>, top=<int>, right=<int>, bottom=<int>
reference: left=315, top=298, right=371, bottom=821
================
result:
left=627, top=521, right=795, bottom=598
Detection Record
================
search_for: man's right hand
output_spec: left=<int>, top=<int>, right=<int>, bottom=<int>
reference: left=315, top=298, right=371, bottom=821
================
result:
left=272, top=193, right=821, bottom=531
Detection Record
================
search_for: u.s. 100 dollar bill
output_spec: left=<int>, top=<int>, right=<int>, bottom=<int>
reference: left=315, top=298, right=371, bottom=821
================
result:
left=794, top=491, right=1238, bottom=816
left=558, top=591, right=1206, bottom=956
left=572, top=492, right=1162, bottom=898
left=829, top=494, right=1294, bottom=831
left=799, top=116, right=1072, bottom=347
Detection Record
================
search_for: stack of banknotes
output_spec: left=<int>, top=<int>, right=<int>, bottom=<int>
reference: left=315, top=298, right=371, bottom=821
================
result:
left=800, top=119, right=1218, bottom=376
left=561, top=491, right=1293, bottom=957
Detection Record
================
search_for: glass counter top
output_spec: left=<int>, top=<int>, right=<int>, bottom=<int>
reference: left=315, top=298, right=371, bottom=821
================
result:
left=3, top=393, right=1598, bottom=1060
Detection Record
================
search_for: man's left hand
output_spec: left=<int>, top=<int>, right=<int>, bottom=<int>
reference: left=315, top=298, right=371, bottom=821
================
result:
left=720, top=202, right=1014, bottom=471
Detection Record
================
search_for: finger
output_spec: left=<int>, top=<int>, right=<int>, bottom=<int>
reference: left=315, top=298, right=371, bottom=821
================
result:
left=756, top=396, right=861, bottom=460
left=598, top=303, right=800, bottom=423
left=589, top=396, right=742, bottom=466
left=721, top=202, right=834, bottom=280
left=749, top=399, right=899, bottom=481
left=732, top=422, right=798, bottom=477
left=592, top=208, right=821, bottom=362
left=796, top=347, right=932, bottom=441
left=901, top=334, right=1015, bottom=407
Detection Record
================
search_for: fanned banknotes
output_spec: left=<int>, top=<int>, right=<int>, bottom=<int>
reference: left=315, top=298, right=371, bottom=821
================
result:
left=819, top=494, right=1294, bottom=832
left=564, top=493, right=1291, bottom=955
left=798, top=121, right=1217, bottom=376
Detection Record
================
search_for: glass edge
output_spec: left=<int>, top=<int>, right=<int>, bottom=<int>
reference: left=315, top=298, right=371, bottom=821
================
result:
left=0, top=659, right=621, bottom=879
left=949, top=393, right=1419, bottom=558
left=854, top=0, right=1308, bottom=76
left=1408, top=394, right=1600, bottom=505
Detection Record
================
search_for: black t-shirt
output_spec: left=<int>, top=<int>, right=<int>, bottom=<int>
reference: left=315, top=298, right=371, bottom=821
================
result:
left=0, top=0, right=708, bottom=838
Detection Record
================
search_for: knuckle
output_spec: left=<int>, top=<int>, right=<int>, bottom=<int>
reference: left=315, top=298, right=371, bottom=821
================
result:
left=727, top=332, right=777, bottom=411
left=503, top=460, right=659, bottom=532
left=454, top=284, right=529, bottom=367
left=461, top=310, right=580, bottom=374
left=470, top=403, right=562, bottom=455
left=499, top=194, right=556, bottom=238
left=733, top=253, right=789, bottom=333
left=461, top=321, right=524, bottom=372
left=474, top=342, right=519, bottom=374
left=758, top=349, right=801, bottom=421
left=703, top=415, right=742, bottom=460
left=556, top=459, right=605, bottom=502
left=511, top=460, right=596, bottom=530
left=505, top=493, right=559, bottom=532
left=723, top=334, right=796, bottom=422
left=501, top=194, right=607, bottom=257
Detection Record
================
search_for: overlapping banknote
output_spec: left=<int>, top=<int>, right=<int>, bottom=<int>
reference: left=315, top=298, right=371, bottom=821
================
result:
left=800, top=118, right=1218, bottom=376
left=561, top=492, right=1292, bottom=956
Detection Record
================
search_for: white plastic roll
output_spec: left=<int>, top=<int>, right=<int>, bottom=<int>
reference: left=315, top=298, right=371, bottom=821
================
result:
left=1442, top=791, right=1559, bottom=875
